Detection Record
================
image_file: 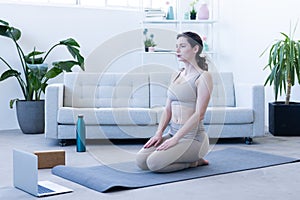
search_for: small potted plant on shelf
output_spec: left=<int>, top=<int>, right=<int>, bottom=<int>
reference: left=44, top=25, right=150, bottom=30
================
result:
left=190, top=0, right=199, bottom=20
left=0, top=19, right=85, bottom=134
left=143, top=28, right=157, bottom=52
left=261, top=22, right=300, bottom=136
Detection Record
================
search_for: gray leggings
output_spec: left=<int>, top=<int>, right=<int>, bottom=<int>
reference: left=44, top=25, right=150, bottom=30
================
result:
left=136, top=133, right=209, bottom=173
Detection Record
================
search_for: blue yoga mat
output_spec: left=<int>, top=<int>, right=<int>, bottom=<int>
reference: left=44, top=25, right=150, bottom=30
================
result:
left=52, top=148, right=299, bottom=192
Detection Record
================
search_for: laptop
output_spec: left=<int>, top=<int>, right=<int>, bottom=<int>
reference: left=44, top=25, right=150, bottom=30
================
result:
left=13, top=149, right=73, bottom=197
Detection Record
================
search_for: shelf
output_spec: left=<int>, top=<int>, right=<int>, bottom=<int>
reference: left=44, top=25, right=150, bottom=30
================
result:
left=144, top=51, right=176, bottom=54
left=142, top=20, right=178, bottom=24
left=142, top=19, right=217, bottom=24
left=181, top=20, right=217, bottom=24
left=142, top=51, right=216, bottom=55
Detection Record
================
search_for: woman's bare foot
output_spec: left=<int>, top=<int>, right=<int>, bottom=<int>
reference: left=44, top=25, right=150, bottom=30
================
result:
left=198, top=158, right=209, bottom=166
left=190, top=158, right=209, bottom=168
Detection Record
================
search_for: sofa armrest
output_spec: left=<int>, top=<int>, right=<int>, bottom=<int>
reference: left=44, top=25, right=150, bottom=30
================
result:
left=235, top=84, right=265, bottom=137
left=45, top=84, right=64, bottom=139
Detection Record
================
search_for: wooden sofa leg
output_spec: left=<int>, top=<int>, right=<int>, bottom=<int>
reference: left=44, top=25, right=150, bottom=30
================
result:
left=244, top=137, right=253, bottom=145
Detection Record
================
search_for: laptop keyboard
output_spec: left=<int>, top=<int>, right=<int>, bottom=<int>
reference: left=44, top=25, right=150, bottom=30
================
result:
left=38, top=185, right=55, bottom=194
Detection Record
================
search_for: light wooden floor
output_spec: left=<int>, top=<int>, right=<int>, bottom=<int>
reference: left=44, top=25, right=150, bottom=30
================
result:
left=1, top=129, right=299, bottom=200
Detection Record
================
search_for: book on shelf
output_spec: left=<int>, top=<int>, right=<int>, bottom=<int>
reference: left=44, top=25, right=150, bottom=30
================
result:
left=144, top=8, right=165, bottom=19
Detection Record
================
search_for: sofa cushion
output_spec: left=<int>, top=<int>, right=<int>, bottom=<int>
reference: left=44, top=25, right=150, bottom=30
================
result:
left=63, top=72, right=150, bottom=108
left=209, top=73, right=235, bottom=107
left=58, top=107, right=157, bottom=125
left=204, top=107, right=254, bottom=124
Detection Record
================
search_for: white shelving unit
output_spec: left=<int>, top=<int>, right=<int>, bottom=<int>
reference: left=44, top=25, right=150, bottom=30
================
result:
left=141, top=0, right=219, bottom=71
left=140, top=0, right=219, bottom=70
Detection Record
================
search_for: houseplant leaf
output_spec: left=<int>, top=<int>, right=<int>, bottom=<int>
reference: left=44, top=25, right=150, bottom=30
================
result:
left=52, top=60, right=79, bottom=72
left=0, top=19, right=21, bottom=40
left=24, top=50, right=45, bottom=64
left=60, top=38, right=80, bottom=47
left=44, top=66, right=63, bottom=79
left=0, top=69, right=21, bottom=81
left=0, top=24, right=8, bottom=35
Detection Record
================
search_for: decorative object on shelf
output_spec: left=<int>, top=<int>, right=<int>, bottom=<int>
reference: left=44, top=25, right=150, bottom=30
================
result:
left=260, top=22, right=300, bottom=136
left=184, top=12, right=190, bottom=20
left=198, top=2, right=209, bottom=20
left=202, top=36, right=209, bottom=51
left=148, top=47, right=155, bottom=52
left=165, top=1, right=174, bottom=20
left=189, top=0, right=199, bottom=20
left=0, top=19, right=85, bottom=134
left=143, top=28, right=157, bottom=52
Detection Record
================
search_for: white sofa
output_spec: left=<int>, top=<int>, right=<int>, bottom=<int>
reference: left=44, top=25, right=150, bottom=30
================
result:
left=45, top=72, right=265, bottom=144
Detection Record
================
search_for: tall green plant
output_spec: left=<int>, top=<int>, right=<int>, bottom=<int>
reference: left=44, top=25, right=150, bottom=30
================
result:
left=0, top=19, right=84, bottom=107
left=261, top=22, right=300, bottom=105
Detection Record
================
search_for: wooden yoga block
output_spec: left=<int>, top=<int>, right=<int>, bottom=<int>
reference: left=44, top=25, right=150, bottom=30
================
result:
left=34, top=150, right=65, bottom=169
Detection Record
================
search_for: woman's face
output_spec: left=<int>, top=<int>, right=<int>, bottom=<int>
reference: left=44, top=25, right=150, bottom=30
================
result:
left=176, top=36, right=198, bottom=63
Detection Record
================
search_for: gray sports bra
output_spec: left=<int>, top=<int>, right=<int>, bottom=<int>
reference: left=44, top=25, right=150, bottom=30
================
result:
left=167, top=71, right=202, bottom=108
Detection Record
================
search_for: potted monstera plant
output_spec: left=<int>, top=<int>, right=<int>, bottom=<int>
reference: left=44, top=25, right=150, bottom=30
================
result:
left=261, top=23, right=300, bottom=136
left=0, top=19, right=85, bottom=134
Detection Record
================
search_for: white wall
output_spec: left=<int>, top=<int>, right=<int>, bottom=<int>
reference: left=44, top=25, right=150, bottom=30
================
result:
left=218, top=0, right=300, bottom=125
left=0, top=3, right=141, bottom=130
left=0, top=0, right=300, bottom=130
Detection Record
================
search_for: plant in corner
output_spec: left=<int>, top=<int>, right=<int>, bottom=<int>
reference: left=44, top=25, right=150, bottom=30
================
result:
left=261, top=22, right=300, bottom=136
left=143, top=28, right=157, bottom=52
left=0, top=19, right=85, bottom=134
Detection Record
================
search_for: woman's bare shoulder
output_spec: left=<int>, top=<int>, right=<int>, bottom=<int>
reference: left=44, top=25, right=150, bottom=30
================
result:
left=196, top=71, right=213, bottom=86
left=201, top=71, right=212, bottom=79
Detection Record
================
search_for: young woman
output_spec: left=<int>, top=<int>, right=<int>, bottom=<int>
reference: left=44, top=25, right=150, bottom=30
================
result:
left=136, top=32, right=213, bottom=172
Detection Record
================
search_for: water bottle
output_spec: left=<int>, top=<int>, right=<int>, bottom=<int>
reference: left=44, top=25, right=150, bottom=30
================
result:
left=76, top=114, right=86, bottom=152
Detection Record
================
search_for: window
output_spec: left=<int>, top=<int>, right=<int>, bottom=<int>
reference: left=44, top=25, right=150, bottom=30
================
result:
left=1, top=0, right=167, bottom=9
left=80, top=0, right=105, bottom=7
left=82, top=0, right=141, bottom=8
left=3, top=0, right=77, bottom=5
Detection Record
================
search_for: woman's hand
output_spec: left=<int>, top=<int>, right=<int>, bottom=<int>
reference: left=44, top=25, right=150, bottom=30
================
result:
left=156, top=137, right=179, bottom=151
left=144, top=133, right=163, bottom=148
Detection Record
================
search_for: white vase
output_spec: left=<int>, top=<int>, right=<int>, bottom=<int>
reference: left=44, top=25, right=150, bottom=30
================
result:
left=198, top=3, right=209, bottom=20
left=148, top=47, right=155, bottom=52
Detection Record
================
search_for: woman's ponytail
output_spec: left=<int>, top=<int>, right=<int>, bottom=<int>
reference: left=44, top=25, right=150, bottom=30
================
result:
left=196, top=54, right=208, bottom=71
